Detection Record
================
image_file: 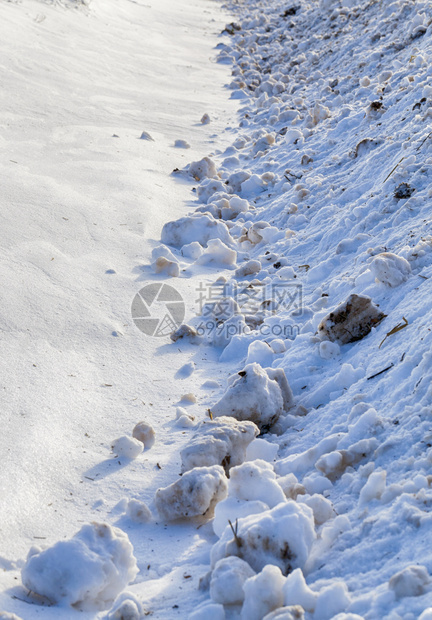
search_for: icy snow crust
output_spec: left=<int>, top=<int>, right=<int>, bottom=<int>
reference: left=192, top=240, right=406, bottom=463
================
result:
left=4, top=0, right=432, bottom=618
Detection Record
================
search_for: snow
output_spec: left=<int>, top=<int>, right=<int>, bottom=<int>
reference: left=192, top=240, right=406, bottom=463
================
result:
left=210, top=556, right=255, bottom=605
left=155, top=465, right=228, bottom=522
left=180, top=416, right=259, bottom=474
left=5, top=0, right=432, bottom=616
left=241, top=564, right=285, bottom=620
left=21, top=523, right=138, bottom=608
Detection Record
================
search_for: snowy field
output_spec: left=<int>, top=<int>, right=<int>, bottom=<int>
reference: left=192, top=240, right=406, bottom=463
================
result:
left=2, top=0, right=432, bottom=618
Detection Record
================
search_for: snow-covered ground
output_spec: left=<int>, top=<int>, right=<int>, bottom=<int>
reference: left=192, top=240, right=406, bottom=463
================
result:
left=2, top=0, right=432, bottom=618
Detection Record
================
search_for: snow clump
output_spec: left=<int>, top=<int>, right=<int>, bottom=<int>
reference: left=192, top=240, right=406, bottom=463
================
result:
left=262, top=607, right=305, bottom=620
left=180, top=416, right=259, bottom=474
left=161, top=214, right=232, bottom=248
left=317, top=294, right=386, bottom=344
left=112, top=436, right=143, bottom=459
left=106, top=592, right=143, bottom=619
left=21, top=523, right=138, bottom=608
left=241, top=564, right=285, bottom=620
left=155, top=465, right=228, bottom=521
left=197, top=238, right=237, bottom=267
left=369, top=252, right=411, bottom=287
left=388, top=565, right=430, bottom=599
left=188, top=156, right=217, bottom=180
left=132, top=421, right=155, bottom=449
left=126, top=499, right=152, bottom=524
left=211, top=501, right=316, bottom=575
left=210, top=556, right=255, bottom=605
left=211, top=363, right=293, bottom=431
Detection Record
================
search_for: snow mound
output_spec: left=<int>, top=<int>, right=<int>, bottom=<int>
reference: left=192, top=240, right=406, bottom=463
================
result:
left=317, top=294, right=386, bottom=344
left=210, top=556, right=255, bottom=605
left=369, top=252, right=411, bottom=287
left=21, top=523, right=138, bottom=608
left=161, top=214, right=232, bottom=248
left=241, top=564, right=285, bottom=620
left=180, top=416, right=259, bottom=474
left=211, top=501, right=316, bottom=575
left=283, top=568, right=316, bottom=612
left=155, top=465, right=228, bottom=521
left=0, top=613, right=23, bottom=620
left=211, top=363, right=293, bottom=432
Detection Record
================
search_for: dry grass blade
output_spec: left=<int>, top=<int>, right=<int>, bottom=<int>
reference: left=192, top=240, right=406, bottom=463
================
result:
left=383, top=157, right=405, bottom=184
left=379, top=317, right=408, bottom=349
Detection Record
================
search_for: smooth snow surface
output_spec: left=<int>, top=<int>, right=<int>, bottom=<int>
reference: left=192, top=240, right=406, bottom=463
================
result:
left=4, top=0, right=432, bottom=618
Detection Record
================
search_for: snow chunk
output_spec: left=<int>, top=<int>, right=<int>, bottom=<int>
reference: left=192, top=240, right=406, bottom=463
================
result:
left=197, top=178, right=229, bottom=204
left=298, top=494, right=336, bottom=526
left=314, top=582, right=351, bottom=620
left=175, top=407, right=196, bottom=428
left=211, top=363, right=292, bottom=431
left=317, top=294, right=385, bottom=344
left=189, top=603, right=225, bottom=620
left=21, top=523, right=138, bottom=608
left=210, top=556, right=255, bottom=605
left=112, top=436, right=143, bottom=459
left=370, top=252, right=411, bottom=287
left=181, top=241, right=203, bottom=260
left=132, top=421, right=155, bottom=449
left=211, top=501, right=316, bottom=575
left=283, top=568, right=316, bottom=612
left=0, top=614, right=23, bottom=620
left=126, top=499, right=152, bottom=524
left=359, top=470, right=386, bottom=504
left=197, top=238, right=237, bottom=267
left=263, top=607, right=305, bottom=620
left=170, top=323, right=201, bottom=344
left=241, top=564, right=285, bottom=620
left=151, top=256, right=180, bottom=277
left=188, top=157, right=217, bottom=180
left=213, top=497, right=269, bottom=538
left=388, top=565, right=430, bottom=599
left=174, top=139, right=190, bottom=149
left=246, top=437, right=279, bottom=462
left=155, top=465, right=227, bottom=521
left=235, top=259, right=262, bottom=278
left=319, top=340, right=340, bottom=360
left=228, top=460, right=286, bottom=507
left=106, top=592, right=143, bottom=619
left=180, top=416, right=259, bottom=474
left=161, top=214, right=232, bottom=248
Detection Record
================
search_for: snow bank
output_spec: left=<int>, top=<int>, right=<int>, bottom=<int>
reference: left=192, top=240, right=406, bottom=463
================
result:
left=155, top=465, right=227, bottom=521
left=21, top=523, right=138, bottom=608
left=211, top=501, right=316, bottom=575
left=180, top=416, right=259, bottom=474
